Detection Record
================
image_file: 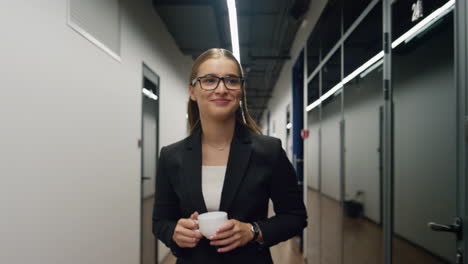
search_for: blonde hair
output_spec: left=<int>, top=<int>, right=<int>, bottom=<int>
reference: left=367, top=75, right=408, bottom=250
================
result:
left=187, top=48, right=262, bottom=135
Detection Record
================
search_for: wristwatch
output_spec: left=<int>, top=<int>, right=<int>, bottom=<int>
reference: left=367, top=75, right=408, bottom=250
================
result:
left=250, top=222, right=259, bottom=242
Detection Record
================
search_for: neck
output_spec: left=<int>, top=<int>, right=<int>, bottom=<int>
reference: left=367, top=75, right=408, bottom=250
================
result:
left=200, top=116, right=236, bottom=146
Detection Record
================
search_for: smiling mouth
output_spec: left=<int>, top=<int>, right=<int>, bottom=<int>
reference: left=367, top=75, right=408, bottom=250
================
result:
left=211, top=99, right=231, bottom=104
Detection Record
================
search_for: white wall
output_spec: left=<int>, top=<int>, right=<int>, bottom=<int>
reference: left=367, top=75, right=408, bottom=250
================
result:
left=0, top=1, right=191, bottom=263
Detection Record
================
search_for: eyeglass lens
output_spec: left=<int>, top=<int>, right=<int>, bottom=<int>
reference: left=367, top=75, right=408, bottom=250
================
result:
left=200, top=76, right=242, bottom=90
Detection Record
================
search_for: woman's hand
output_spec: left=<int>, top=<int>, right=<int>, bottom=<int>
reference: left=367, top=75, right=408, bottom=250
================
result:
left=209, top=219, right=254, bottom=253
left=172, top=212, right=204, bottom=248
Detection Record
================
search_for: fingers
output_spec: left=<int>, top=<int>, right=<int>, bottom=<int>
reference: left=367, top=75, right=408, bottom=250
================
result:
left=210, top=232, right=240, bottom=246
left=193, top=229, right=204, bottom=239
left=211, top=224, right=237, bottom=240
left=216, top=219, right=236, bottom=233
left=175, top=233, right=201, bottom=244
left=209, top=221, right=250, bottom=253
left=189, top=211, right=199, bottom=220
left=173, top=229, right=200, bottom=248
left=178, top=218, right=198, bottom=230
left=175, top=225, right=200, bottom=238
left=173, top=214, right=203, bottom=248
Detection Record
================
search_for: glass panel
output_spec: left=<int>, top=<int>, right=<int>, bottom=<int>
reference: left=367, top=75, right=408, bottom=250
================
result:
left=306, top=0, right=342, bottom=77
left=392, top=0, right=449, bottom=41
left=344, top=0, right=373, bottom=31
left=344, top=1, right=383, bottom=77
left=308, top=73, right=320, bottom=105
left=320, top=1, right=342, bottom=58
left=307, top=24, right=321, bottom=77
left=322, top=52, right=341, bottom=96
left=343, top=2, right=383, bottom=263
left=392, top=0, right=456, bottom=263
left=307, top=104, right=320, bottom=264
left=320, top=49, right=343, bottom=264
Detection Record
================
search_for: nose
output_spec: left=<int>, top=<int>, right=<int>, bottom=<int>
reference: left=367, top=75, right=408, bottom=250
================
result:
left=215, top=79, right=228, bottom=93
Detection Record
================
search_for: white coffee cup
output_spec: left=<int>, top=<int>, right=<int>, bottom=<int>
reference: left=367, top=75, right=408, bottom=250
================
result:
left=197, top=211, right=228, bottom=238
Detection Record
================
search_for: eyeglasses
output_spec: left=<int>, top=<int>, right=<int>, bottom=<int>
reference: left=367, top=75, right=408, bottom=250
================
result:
left=191, top=75, right=244, bottom=91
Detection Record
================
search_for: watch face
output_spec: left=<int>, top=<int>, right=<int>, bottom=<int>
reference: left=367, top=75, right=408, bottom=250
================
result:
left=251, top=223, right=258, bottom=233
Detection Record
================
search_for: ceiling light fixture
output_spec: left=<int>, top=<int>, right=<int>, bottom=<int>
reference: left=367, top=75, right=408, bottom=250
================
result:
left=227, top=0, right=241, bottom=63
left=306, top=0, right=454, bottom=112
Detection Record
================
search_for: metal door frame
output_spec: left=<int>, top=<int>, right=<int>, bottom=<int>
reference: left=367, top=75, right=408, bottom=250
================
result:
left=456, top=0, right=468, bottom=261
left=140, top=62, right=160, bottom=264
left=382, top=0, right=393, bottom=263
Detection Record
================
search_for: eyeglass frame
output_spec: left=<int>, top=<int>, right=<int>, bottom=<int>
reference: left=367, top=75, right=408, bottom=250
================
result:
left=190, top=75, right=245, bottom=91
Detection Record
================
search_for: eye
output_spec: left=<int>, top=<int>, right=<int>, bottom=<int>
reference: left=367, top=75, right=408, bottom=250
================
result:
left=226, top=77, right=240, bottom=85
left=202, top=77, right=217, bottom=84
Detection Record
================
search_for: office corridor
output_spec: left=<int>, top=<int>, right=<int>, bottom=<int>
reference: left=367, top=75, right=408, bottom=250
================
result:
left=1, top=0, right=466, bottom=264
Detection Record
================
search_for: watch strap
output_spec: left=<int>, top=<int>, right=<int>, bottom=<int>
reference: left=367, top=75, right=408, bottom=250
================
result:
left=250, top=222, right=259, bottom=242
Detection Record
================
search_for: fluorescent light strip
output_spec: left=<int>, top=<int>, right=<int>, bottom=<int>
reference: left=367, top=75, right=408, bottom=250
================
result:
left=321, top=82, right=344, bottom=102
left=142, top=88, right=158, bottom=101
left=306, top=0, right=454, bottom=112
left=360, top=58, right=384, bottom=79
left=392, top=0, right=455, bottom=49
left=227, top=0, right=241, bottom=63
left=343, top=51, right=384, bottom=85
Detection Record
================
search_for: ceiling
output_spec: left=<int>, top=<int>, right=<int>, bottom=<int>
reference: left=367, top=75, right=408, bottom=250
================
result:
left=152, top=0, right=310, bottom=123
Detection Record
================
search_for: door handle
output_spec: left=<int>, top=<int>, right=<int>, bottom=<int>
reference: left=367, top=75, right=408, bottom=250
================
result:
left=428, top=217, right=463, bottom=240
left=142, top=177, right=151, bottom=181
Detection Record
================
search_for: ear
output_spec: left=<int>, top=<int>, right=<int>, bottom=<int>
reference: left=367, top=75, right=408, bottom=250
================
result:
left=189, top=85, right=196, bottom=101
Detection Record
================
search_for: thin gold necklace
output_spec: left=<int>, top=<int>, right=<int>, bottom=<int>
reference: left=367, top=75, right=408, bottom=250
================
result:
left=204, top=142, right=228, bottom=151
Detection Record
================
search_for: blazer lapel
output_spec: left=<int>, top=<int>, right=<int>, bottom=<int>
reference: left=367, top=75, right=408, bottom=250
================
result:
left=183, top=127, right=208, bottom=214
left=219, top=122, right=252, bottom=212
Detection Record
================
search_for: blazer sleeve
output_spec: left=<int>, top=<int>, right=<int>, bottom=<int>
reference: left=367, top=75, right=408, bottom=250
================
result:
left=152, top=146, right=185, bottom=257
left=256, top=139, right=307, bottom=248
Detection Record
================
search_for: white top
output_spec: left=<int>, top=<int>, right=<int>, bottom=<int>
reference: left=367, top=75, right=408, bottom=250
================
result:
left=202, top=166, right=227, bottom=212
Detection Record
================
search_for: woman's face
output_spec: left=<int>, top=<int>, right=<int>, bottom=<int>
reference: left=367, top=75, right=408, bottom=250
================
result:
left=189, top=58, right=242, bottom=122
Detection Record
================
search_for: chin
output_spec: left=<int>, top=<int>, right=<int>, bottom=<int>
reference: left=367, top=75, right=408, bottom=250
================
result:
left=209, top=109, right=237, bottom=122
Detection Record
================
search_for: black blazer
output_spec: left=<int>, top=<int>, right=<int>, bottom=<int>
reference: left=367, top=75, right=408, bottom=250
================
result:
left=152, top=122, right=307, bottom=264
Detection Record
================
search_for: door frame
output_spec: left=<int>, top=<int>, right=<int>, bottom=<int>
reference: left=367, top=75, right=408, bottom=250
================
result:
left=382, top=0, right=394, bottom=263
left=456, top=0, right=468, bottom=260
left=140, top=62, right=160, bottom=264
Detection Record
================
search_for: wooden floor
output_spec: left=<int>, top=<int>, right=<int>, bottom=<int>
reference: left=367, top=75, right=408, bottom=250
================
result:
left=307, top=189, right=450, bottom=264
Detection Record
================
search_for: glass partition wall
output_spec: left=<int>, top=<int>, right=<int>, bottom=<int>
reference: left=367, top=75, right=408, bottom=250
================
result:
left=342, top=2, right=384, bottom=264
left=306, top=76, right=320, bottom=264
left=391, top=0, right=456, bottom=263
left=303, top=0, right=460, bottom=263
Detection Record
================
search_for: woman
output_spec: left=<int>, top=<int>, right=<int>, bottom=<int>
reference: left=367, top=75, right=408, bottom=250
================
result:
left=152, top=48, right=307, bottom=263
